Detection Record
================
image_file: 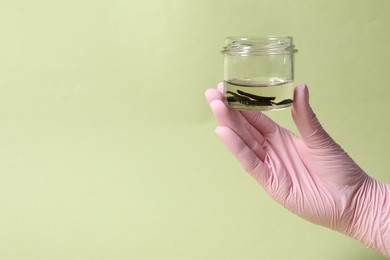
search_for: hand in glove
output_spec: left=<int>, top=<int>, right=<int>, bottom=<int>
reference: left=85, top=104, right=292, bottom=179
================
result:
left=205, top=83, right=390, bottom=257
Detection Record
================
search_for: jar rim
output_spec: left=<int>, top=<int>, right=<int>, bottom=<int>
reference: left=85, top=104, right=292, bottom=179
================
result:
left=221, top=35, right=298, bottom=56
left=225, top=35, right=292, bottom=41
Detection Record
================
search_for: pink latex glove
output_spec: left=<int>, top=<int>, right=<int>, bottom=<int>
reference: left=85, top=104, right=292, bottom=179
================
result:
left=205, top=83, right=390, bottom=257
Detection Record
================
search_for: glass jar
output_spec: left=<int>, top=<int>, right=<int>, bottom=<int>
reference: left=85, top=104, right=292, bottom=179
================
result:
left=221, top=36, right=298, bottom=111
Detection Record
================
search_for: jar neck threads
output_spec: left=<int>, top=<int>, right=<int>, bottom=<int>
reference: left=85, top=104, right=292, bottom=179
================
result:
left=221, top=36, right=297, bottom=56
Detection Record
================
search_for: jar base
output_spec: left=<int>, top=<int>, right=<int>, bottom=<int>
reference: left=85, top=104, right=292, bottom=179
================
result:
left=226, top=102, right=292, bottom=111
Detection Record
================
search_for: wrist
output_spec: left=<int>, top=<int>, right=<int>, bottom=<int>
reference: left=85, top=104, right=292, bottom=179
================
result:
left=344, top=177, right=390, bottom=257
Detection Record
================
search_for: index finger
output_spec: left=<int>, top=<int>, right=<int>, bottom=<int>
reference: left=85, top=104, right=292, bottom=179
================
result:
left=240, top=111, right=277, bottom=136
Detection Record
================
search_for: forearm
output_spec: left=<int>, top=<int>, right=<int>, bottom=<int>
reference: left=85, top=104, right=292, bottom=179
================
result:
left=345, top=177, right=390, bottom=258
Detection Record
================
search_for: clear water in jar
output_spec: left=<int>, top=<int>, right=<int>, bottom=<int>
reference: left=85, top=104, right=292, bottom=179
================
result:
left=224, top=79, right=295, bottom=111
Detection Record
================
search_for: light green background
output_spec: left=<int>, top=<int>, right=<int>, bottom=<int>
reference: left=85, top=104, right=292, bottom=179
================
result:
left=0, top=0, right=389, bottom=259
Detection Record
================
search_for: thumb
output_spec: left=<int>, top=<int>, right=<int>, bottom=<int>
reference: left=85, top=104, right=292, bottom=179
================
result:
left=291, top=84, right=331, bottom=147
